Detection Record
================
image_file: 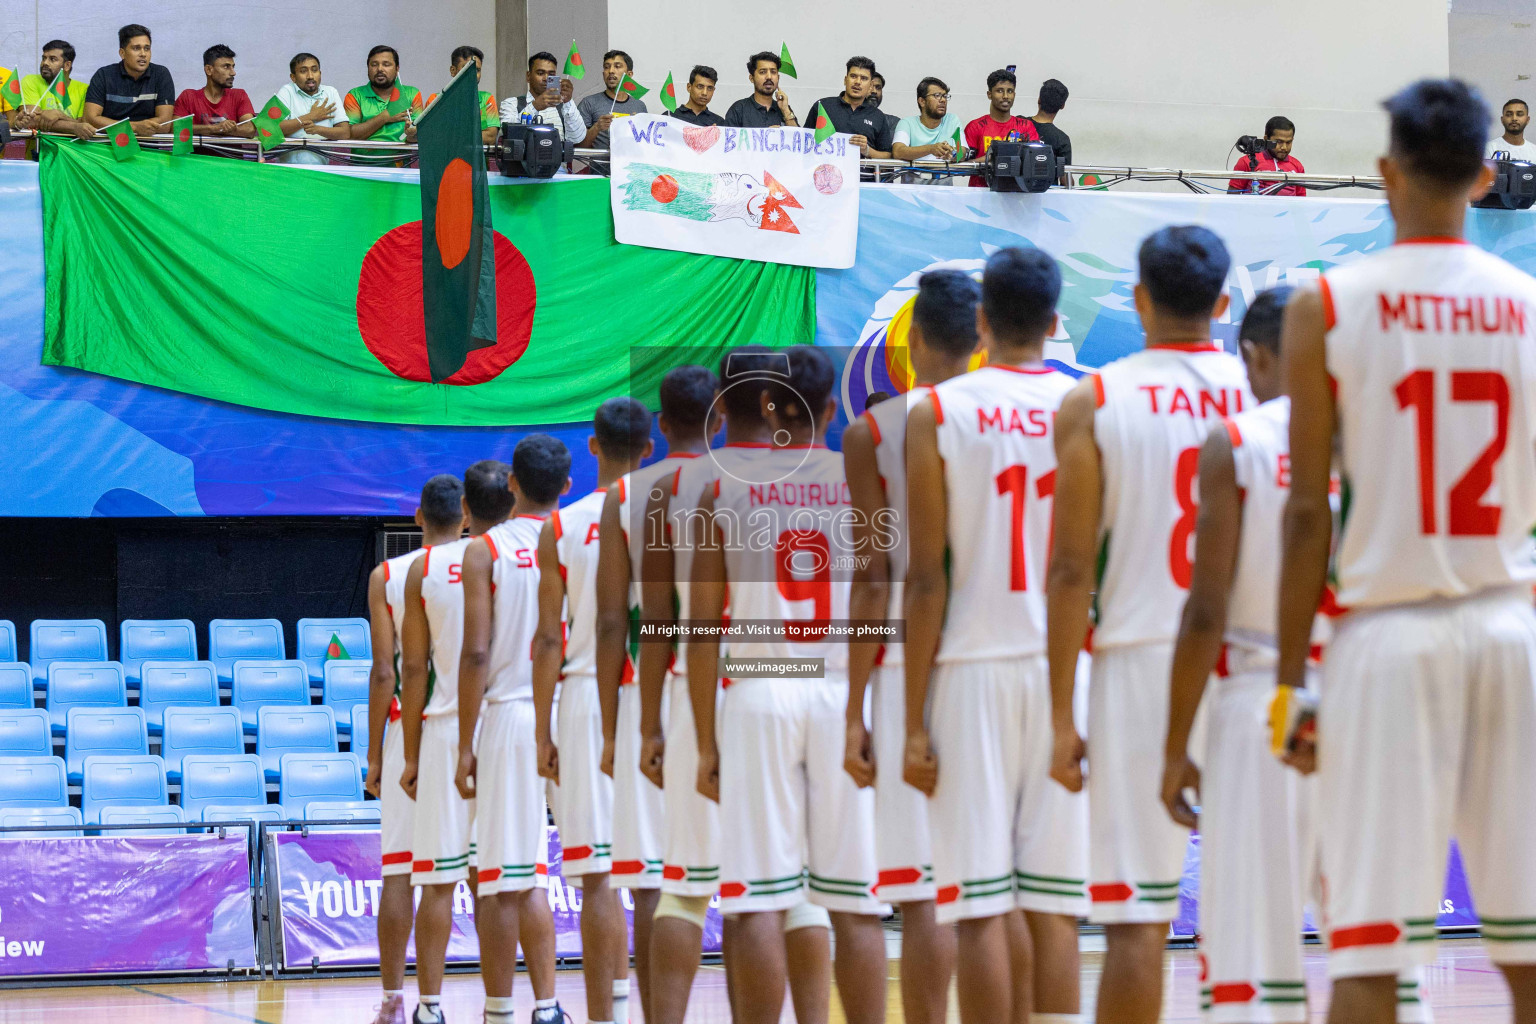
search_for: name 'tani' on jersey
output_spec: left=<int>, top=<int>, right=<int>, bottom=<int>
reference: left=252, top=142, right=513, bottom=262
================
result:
left=483, top=515, right=546, bottom=702
left=930, top=365, right=1075, bottom=662
left=420, top=537, right=474, bottom=717
left=1323, top=242, right=1536, bottom=608
left=551, top=492, right=607, bottom=679
left=1092, top=345, right=1254, bottom=649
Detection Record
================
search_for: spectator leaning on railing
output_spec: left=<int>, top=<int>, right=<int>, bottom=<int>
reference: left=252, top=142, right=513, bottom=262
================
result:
left=670, top=65, right=725, bottom=126
left=1227, top=115, right=1306, bottom=196
left=172, top=44, right=255, bottom=141
left=426, top=46, right=500, bottom=146
left=501, top=51, right=583, bottom=141
left=272, top=53, right=350, bottom=164
left=892, top=76, right=964, bottom=179
left=579, top=49, right=646, bottom=149
left=812, top=56, right=893, bottom=160
left=344, top=45, right=422, bottom=144
left=6, top=40, right=95, bottom=140
left=82, top=24, right=175, bottom=138
left=963, top=68, right=1040, bottom=187
left=723, top=51, right=798, bottom=128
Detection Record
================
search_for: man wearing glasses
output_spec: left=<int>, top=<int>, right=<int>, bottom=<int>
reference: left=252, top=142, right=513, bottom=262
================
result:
left=892, top=77, right=965, bottom=183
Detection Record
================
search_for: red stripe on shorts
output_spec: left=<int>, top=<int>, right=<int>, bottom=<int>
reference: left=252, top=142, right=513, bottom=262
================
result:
left=1211, top=982, right=1257, bottom=1004
left=564, top=845, right=593, bottom=861
left=877, top=867, right=922, bottom=890
left=1330, top=922, right=1402, bottom=950
left=412, top=859, right=434, bottom=873
left=663, top=865, right=686, bottom=880
left=382, top=851, right=413, bottom=865
left=612, top=860, right=645, bottom=875
left=478, top=868, right=502, bottom=883
left=936, top=885, right=960, bottom=905
left=1089, top=882, right=1135, bottom=903
left=719, top=882, right=747, bottom=898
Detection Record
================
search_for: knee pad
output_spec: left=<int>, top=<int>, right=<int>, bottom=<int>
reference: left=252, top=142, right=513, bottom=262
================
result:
left=654, top=893, right=710, bottom=930
left=783, top=900, right=831, bottom=933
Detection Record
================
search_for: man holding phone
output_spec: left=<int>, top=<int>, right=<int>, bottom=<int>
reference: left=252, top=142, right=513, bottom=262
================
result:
left=501, top=50, right=583, bottom=141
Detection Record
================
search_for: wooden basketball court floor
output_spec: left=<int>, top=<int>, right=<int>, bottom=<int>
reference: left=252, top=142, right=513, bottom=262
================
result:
left=0, top=937, right=1514, bottom=1022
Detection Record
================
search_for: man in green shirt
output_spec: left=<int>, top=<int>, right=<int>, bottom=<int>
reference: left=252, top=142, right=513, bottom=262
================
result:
left=7, top=40, right=95, bottom=139
left=426, top=46, right=499, bottom=145
left=344, top=45, right=422, bottom=143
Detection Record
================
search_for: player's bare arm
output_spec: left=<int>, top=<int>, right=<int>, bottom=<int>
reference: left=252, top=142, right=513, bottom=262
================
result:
left=842, top=417, right=886, bottom=790
left=686, top=487, right=725, bottom=804
left=594, top=484, right=630, bottom=779
left=454, top=538, right=494, bottom=800
left=364, top=564, right=395, bottom=798
left=901, top=397, right=946, bottom=797
left=398, top=558, right=431, bottom=800
left=1161, top=425, right=1242, bottom=828
left=1275, top=287, right=1334, bottom=774
left=532, top=518, right=566, bottom=785
left=637, top=477, right=677, bottom=789
left=1046, top=379, right=1102, bottom=793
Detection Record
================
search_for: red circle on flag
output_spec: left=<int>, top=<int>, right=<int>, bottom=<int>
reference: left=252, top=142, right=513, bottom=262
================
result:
left=178, top=128, right=191, bottom=142
left=435, top=159, right=474, bottom=269
left=651, top=174, right=679, bottom=203
left=268, top=106, right=282, bottom=119
left=113, top=134, right=128, bottom=147
left=356, top=221, right=536, bottom=385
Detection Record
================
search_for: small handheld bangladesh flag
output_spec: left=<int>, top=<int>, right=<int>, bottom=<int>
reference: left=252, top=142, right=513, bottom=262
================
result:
left=39, top=71, right=70, bottom=111
left=170, top=114, right=194, bottom=156
left=659, top=72, right=678, bottom=113
left=0, top=68, right=21, bottom=111
left=618, top=73, right=648, bottom=100
left=101, top=118, right=140, bottom=161
left=779, top=43, right=797, bottom=79
left=813, top=102, right=834, bottom=144
left=325, top=633, right=351, bottom=661
left=565, top=40, right=585, bottom=80
left=951, top=125, right=965, bottom=159
left=253, top=94, right=291, bottom=152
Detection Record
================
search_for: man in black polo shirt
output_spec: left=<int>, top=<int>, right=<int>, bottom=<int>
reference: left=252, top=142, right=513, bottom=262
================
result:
left=724, top=51, right=798, bottom=128
left=869, top=72, right=901, bottom=141
left=812, top=57, right=892, bottom=159
left=83, top=24, right=175, bottom=137
left=670, top=65, right=725, bottom=126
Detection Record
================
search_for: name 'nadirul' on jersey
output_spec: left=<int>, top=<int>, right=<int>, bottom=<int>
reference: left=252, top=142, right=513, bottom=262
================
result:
left=482, top=514, right=547, bottom=702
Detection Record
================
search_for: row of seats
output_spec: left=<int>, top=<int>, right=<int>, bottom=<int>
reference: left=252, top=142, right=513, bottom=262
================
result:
left=0, top=800, right=380, bottom=837
left=0, top=659, right=373, bottom=734
left=0, top=752, right=367, bottom=822
left=0, top=617, right=372, bottom=682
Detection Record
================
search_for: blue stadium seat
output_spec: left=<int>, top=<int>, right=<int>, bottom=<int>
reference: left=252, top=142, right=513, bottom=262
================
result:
left=201, top=803, right=283, bottom=825
left=349, top=705, right=370, bottom=756
left=304, top=800, right=381, bottom=829
left=160, top=707, right=244, bottom=783
left=0, top=805, right=83, bottom=837
left=0, top=620, right=16, bottom=662
left=0, top=709, right=50, bottom=758
left=30, top=619, right=108, bottom=683
left=65, top=707, right=147, bottom=783
left=278, top=752, right=362, bottom=817
left=323, top=661, right=372, bottom=733
left=81, top=754, right=167, bottom=824
left=179, top=754, right=265, bottom=821
left=0, top=756, right=68, bottom=807
left=45, top=662, right=126, bottom=734
left=231, top=660, right=308, bottom=732
left=138, top=661, right=219, bottom=734
left=256, top=706, right=336, bottom=780
left=296, top=618, right=372, bottom=683
left=0, top=664, right=32, bottom=709
left=98, top=804, right=185, bottom=835
left=119, top=620, right=197, bottom=682
left=209, top=619, right=286, bottom=681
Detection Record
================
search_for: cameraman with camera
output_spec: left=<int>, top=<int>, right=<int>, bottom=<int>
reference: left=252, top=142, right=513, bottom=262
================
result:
left=1227, top=115, right=1307, bottom=196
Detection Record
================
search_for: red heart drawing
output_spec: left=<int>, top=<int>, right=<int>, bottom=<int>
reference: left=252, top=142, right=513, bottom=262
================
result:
left=683, top=125, right=721, bottom=154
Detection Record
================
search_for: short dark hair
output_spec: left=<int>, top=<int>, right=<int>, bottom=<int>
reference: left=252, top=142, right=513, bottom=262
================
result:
left=528, top=51, right=557, bottom=71
left=289, top=52, right=319, bottom=73
left=916, top=76, right=948, bottom=101
left=604, top=49, right=634, bottom=71
left=764, top=346, right=835, bottom=426
left=719, top=344, right=779, bottom=421
left=748, top=51, right=780, bottom=74
left=118, top=24, right=151, bottom=48
left=1505, top=98, right=1530, bottom=112
left=463, top=460, right=514, bottom=521
left=1383, top=79, right=1490, bottom=186
left=1039, top=78, right=1068, bottom=114
left=451, top=45, right=484, bottom=66
left=367, top=45, right=400, bottom=65
left=593, top=397, right=654, bottom=461
left=987, top=68, right=1017, bottom=92
left=1137, top=226, right=1231, bottom=319
left=913, top=270, right=981, bottom=357
left=203, top=44, right=235, bottom=67
left=689, top=65, right=717, bottom=86
left=1264, top=115, right=1295, bottom=137
left=1239, top=286, right=1293, bottom=355
left=42, top=40, right=75, bottom=64
left=658, top=365, right=720, bottom=432
left=419, top=473, right=465, bottom=529
left=982, top=248, right=1062, bottom=342
left=846, top=56, right=876, bottom=76
left=512, top=435, right=572, bottom=505
left=871, top=72, right=886, bottom=88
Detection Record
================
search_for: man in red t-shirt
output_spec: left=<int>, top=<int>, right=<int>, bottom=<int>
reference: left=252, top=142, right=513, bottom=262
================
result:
left=963, top=68, right=1041, bottom=187
left=172, top=43, right=255, bottom=141
left=1227, top=115, right=1307, bottom=196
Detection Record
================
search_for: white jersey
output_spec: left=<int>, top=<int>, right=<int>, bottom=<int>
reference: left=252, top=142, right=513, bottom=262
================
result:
left=1224, top=397, right=1291, bottom=655
left=1093, top=345, right=1254, bottom=649
left=420, top=537, right=474, bottom=717
left=381, top=550, right=420, bottom=694
left=618, top=455, right=704, bottom=671
left=483, top=515, right=546, bottom=702
left=1323, top=241, right=1536, bottom=608
left=862, top=393, right=918, bottom=667
left=552, top=492, right=607, bottom=679
left=712, top=446, right=853, bottom=672
left=931, top=365, right=1076, bottom=662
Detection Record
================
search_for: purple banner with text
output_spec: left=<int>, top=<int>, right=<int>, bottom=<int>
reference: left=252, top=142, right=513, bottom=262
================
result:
left=0, top=833, right=255, bottom=976
left=273, top=826, right=723, bottom=969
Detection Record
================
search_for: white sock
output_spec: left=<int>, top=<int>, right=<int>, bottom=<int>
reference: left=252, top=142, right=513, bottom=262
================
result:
left=612, top=979, right=630, bottom=1024
left=1031, top=1016, right=1084, bottom=1023
left=382, top=989, right=404, bottom=1002
left=485, top=995, right=515, bottom=1023
left=414, top=998, right=443, bottom=1024
left=535, top=998, right=558, bottom=1010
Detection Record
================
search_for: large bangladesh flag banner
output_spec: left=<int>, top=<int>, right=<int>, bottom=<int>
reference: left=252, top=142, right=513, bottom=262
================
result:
left=38, top=139, right=814, bottom=426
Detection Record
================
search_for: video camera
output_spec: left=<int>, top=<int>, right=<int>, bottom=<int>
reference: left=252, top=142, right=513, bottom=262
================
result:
left=982, top=140, right=1059, bottom=193
left=496, top=121, right=572, bottom=179
left=1235, top=135, right=1274, bottom=158
left=1475, top=154, right=1536, bottom=210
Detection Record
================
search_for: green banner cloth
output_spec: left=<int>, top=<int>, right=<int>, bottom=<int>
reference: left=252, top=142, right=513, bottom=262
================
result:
left=39, top=139, right=815, bottom=426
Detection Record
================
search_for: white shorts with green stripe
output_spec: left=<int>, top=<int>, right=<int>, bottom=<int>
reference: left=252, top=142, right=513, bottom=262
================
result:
left=474, top=697, right=550, bottom=895
left=717, top=677, right=885, bottom=917
left=611, top=682, right=664, bottom=889
left=661, top=675, right=721, bottom=897
left=928, top=654, right=1088, bottom=924
left=411, top=713, right=476, bottom=886
left=549, top=674, right=614, bottom=885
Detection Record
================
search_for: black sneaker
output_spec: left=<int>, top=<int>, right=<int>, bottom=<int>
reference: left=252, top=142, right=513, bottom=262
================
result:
left=412, top=1006, right=446, bottom=1024
left=529, top=1005, right=569, bottom=1024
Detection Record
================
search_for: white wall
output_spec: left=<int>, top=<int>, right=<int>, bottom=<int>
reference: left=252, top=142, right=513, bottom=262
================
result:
left=1450, top=0, right=1536, bottom=123
left=608, top=0, right=1449, bottom=180
left=0, top=0, right=497, bottom=106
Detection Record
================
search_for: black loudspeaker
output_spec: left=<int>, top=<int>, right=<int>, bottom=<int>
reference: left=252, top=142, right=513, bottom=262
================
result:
left=1477, top=157, right=1536, bottom=210
left=984, top=141, right=1058, bottom=193
left=496, top=122, right=565, bottom=178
